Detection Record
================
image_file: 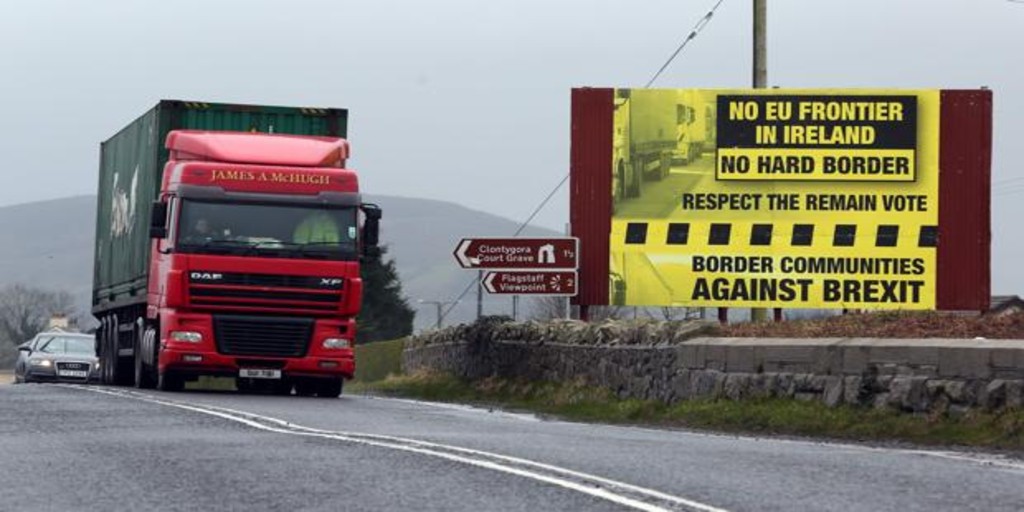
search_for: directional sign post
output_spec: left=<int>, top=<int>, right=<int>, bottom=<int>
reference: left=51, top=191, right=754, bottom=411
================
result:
left=454, top=237, right=578, bottom=270
left=483, top=271, right=578, bottom=296
left=454, top=237, right=580, bottom=300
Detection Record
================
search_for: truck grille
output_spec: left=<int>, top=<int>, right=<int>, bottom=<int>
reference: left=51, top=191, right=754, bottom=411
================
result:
left=197, top=273, right=342, bottom=289
left=213, top=315, right=313, bottom=358
left=188, top=272, right=343, bottom=314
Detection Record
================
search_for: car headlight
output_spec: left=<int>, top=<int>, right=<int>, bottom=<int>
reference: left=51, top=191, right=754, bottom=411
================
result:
left=322, top=338, right=351, bottom=349
left=170, top=331, right=203, bottom=343
left=30, top=358, right=52, bottom=367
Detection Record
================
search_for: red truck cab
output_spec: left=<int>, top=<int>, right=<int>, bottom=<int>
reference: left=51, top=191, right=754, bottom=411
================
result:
left=132, top=130, right=380, bottom=396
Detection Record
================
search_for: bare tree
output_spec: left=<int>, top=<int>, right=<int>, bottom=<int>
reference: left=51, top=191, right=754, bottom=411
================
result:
left=528, top=296, right=568, bottom=321
left=586, top=305, right=625, bottom=321
left=528, top=298, right=630, bottom=323
left=657, top=307, right=706, bottom=321
left=0, top=284, right=78, bottom=348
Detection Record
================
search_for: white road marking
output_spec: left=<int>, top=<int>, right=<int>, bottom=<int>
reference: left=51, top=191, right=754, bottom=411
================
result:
left=63, top=385, right=729, bottom=512
left=358, top=395, right=543, bottom=421
left=477, top=405, right=1024, bottom=474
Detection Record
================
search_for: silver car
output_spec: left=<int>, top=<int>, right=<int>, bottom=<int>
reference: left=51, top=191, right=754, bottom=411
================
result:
left=14, top=332, right=100, bottom=384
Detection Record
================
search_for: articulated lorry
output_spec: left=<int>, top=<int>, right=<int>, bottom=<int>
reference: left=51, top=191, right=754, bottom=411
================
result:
left=92, top=100, right=380, bottom=397
left=612, top=89, right=676, bottom=205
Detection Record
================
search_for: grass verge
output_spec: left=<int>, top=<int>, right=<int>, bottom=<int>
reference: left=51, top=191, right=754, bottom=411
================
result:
left=354, top=338, right=405, bottom=383
left=352, top=372, right=1024, bottom=451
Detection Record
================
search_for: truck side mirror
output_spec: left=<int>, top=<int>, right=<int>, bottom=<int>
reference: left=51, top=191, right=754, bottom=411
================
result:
left=149, top=201, right=168, bottom=239
left=361, top=204, right=382, bottom=250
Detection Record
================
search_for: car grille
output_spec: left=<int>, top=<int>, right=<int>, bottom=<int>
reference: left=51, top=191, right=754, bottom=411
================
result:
left=213, top=315, right=313, bottom=358
left=55, top=362, right=91, bottom=380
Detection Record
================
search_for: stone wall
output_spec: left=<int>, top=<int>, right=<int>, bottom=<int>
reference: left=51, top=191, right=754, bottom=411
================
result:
left=402, top=337, right=1024, bottom=412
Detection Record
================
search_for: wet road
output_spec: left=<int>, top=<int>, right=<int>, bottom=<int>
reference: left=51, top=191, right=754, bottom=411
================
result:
left=2, top=383, right=1022, bottom=511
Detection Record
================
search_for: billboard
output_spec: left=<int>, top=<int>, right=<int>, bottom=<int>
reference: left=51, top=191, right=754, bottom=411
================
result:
left=607, top=89, right=942, bottom=309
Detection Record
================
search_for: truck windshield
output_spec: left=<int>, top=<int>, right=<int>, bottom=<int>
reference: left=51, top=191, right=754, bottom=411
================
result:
left=177, top=200, right=358, bottom=261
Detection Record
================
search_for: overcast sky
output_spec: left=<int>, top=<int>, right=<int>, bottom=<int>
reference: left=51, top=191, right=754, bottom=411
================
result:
left=1, top=0, right=1022, bottom=292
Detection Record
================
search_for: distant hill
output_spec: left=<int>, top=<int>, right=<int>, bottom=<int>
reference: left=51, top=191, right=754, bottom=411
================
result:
left=0, top=195, right=558, bottom=331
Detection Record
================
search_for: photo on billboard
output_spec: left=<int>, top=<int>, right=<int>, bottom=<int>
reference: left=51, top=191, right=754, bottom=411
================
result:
left=609, top=88, right=939, bottom=310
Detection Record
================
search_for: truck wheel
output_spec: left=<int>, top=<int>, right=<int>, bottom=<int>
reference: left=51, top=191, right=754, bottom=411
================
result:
left=134, top=330, right=156, bottom=389
left=157, top=371, right=184, bottom=392
left=106, top=316, right=134, bottom=386
left=101, top=318, right=116, bottom=385
left=316, top=378, right=343, bottom=398
left=235, top=378, right=254, bottom=394
left=272, top=380, right=293, bottom=396
left=658, top=153, right=671, bottom=180
left=626, top=160, right=641, bottom=198
left=295, top=380, right=317, bottom=397
left=615, top=161, right=627, bottom=203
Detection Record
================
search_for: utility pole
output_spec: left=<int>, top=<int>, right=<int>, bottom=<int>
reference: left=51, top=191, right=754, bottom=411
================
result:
left=476, top=270, right=484, bottom=320
left=753, top=0, right=767, bottom=88
left=418, top=300, right=459, bottom=329
left=512, top=295, right=518, bottom=321
left=750, top=0, right=769, bottom=323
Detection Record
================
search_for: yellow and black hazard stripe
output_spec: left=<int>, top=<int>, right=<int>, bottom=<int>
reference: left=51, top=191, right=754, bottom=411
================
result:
left=619, top=221, right=938, bottom=248
left=182, top=102, right=210, bottom=109
left=300, top=108, right=329, bottom=116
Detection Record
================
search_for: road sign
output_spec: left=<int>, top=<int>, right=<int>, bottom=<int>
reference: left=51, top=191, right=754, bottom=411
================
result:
left=483, top=271, right=578, bottom=296
left=454, top=237, right=578, bottom=270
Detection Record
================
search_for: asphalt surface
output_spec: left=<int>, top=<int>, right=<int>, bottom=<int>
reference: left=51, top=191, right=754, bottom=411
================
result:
left=2, top=383, right=1023, bottom=512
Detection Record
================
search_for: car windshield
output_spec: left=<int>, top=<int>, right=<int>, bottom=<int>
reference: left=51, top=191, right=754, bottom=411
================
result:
left=37, top=337, right=95, bottom=355
left=176, top=200, right=358, bottom=261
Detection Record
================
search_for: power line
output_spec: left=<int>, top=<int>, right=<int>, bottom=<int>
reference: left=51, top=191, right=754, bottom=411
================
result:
left=441, top=173, right=571, bottom=320
left=645, top=0, right=727, bottom=88
left=417, top=299, right=460, bottom=329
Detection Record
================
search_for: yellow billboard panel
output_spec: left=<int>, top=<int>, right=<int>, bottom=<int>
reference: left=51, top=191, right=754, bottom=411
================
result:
left=609, top=88, right=939, bottom=309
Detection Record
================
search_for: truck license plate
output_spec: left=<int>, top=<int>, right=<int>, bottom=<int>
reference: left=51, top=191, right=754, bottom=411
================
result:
left=239, top=368, right=281, bottom=379
left=57, top=370, right=89, bottom=378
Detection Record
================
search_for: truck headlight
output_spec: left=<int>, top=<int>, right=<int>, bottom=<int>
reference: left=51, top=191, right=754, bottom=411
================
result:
left=30, top=358, right=52, bottom=367
left=322, top=338, right=351, bottom=349
left=170, top=331, right=203, bottom=343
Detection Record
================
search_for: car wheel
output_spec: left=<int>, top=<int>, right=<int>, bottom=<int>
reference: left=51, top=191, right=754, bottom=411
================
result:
left=315, top=378, right=343, bottom=398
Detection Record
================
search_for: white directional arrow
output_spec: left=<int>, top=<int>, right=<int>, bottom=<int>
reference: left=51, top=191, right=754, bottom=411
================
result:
left=454, top=239, right=479, bottom=268
left=483, top=272, right=498, bottom=293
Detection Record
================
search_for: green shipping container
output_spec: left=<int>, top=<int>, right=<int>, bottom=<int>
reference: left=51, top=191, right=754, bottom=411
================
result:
left=92, top=100, right=349, bottom=314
